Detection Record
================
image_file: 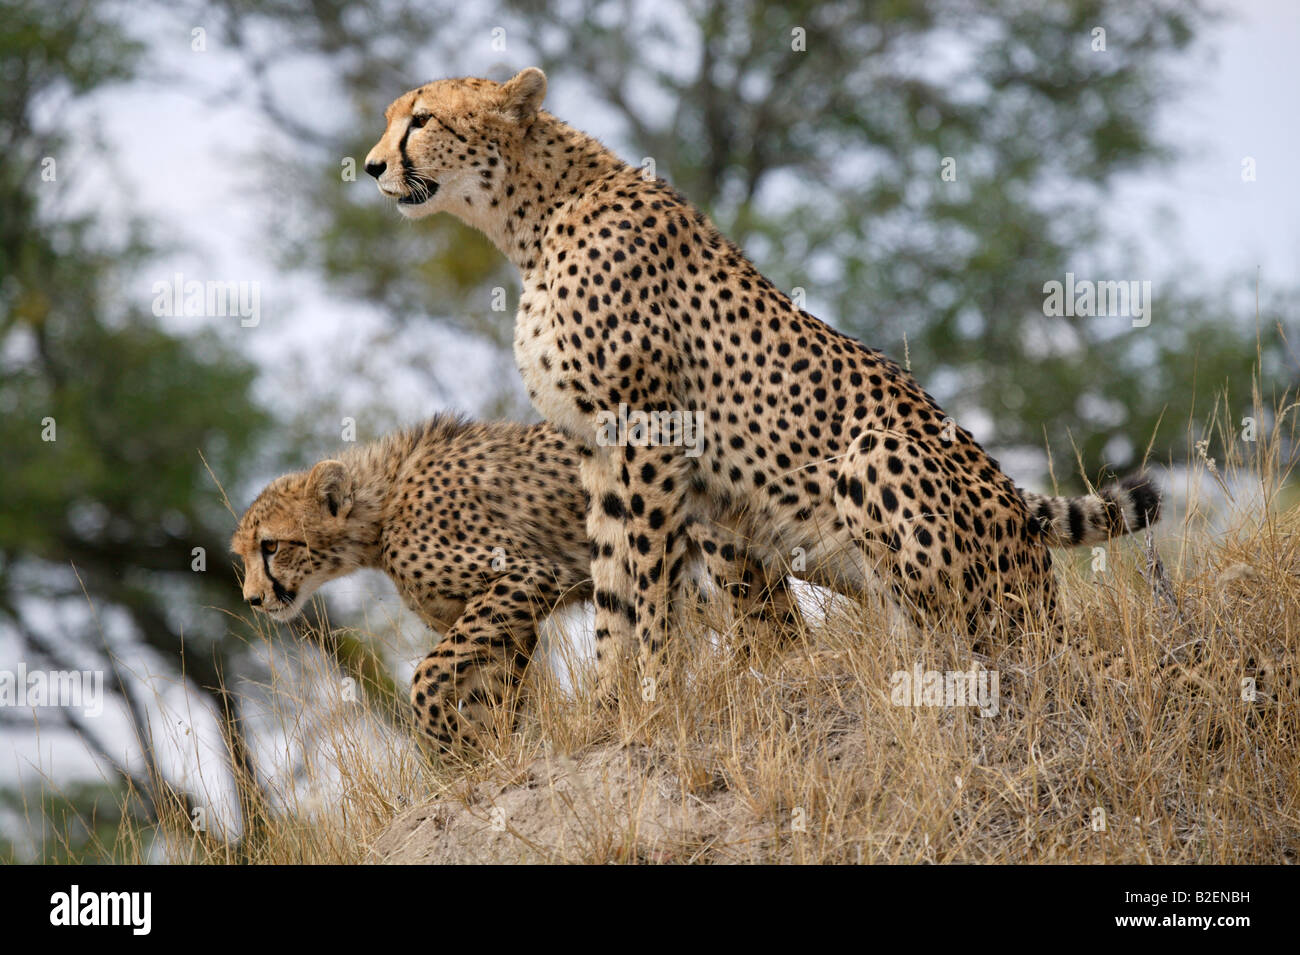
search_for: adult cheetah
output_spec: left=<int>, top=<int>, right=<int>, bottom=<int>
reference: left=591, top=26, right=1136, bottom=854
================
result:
left=232, top=414, right=805, bottom=744
left=362, top=70, right=1163, bottom=693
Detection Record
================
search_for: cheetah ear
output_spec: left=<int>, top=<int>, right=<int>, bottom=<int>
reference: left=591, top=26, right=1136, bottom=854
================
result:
left=499, top=67, right=546, bottom=124
left=307, top=460, right=352, bottom=520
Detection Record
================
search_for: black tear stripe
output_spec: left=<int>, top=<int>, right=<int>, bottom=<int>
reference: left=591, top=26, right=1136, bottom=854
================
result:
left=399, top=121, right=417, bottom=176
left=263, top=552, right=297, bottom=606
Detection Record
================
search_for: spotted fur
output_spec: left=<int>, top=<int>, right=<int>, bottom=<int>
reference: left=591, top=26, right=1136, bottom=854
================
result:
left=1024, top=475, right=1161, bottom=547
left=232, top=414, right=803, bottom=745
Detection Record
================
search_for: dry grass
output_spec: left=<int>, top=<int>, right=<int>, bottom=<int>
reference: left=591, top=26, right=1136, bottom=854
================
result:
left=89, top=394, right=1300, bottom=863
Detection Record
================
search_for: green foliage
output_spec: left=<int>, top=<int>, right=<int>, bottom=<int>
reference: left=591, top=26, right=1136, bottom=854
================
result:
left=0, top=0, right=270, bottom=594
left=0, top=316, right=267, bottom=555
left=0, top=0, right=276, bottom=857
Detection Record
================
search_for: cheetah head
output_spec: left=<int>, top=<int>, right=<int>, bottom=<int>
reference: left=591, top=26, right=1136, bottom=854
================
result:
left=230, top=460, right=360, bottom=622
left=363, top=68, right=547, bottom=219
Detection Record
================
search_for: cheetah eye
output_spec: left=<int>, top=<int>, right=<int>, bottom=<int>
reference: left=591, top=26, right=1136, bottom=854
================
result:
left=261, top=539, right=278, bottom=556
left=411, top=113, right=430, bottom=129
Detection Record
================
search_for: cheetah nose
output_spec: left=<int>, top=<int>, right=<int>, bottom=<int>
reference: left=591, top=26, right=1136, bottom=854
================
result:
left=248, top=595, right=262, bottom=607
left=364, top=159, right=386, bottom=179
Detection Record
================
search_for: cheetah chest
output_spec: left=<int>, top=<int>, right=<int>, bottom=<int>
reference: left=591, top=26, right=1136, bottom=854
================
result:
left=513, top=279, right=595, bottom=445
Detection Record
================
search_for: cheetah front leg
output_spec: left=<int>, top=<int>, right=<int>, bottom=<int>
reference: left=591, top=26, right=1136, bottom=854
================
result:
left=584, top=441, right=694, bottom=698
left=581, top=450, right=636, bottom=697
left=409, top=557, right=562, bottom=749
left=619, top=443, right=694, bottom=692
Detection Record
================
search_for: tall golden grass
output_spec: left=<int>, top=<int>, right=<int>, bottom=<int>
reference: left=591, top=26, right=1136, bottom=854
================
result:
left=40, top=388, right=1299, bottom=863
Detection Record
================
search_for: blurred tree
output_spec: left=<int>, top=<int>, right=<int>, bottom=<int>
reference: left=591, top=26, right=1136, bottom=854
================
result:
left=213, top=0, right=1293, bottom=482
left=0, top=0, right=280, bottom=857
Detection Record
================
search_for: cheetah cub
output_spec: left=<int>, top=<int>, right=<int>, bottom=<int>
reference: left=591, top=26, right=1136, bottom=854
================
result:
left=232, top=414, right=804, bottom=746
left=232, top=415, right=588, bottom=746
left=364, top=69, right=1174, bottom=695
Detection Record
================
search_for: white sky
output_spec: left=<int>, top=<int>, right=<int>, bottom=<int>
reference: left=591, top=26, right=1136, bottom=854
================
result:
left=1103, top=0, right=1300, bottom=287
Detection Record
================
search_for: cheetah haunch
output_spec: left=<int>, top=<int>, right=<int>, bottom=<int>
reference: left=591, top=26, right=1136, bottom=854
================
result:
left=364, top=70, right=1162, bottom=694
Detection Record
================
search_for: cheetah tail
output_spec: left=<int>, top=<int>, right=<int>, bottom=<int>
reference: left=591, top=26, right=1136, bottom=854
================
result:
left=1020, top=475, right=1162, bottom=548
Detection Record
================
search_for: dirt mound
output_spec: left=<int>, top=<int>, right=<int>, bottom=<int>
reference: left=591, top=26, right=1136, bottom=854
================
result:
left=366, top=742, right=773, bottom=864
